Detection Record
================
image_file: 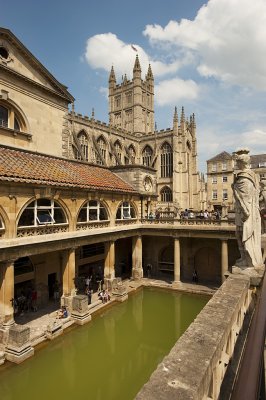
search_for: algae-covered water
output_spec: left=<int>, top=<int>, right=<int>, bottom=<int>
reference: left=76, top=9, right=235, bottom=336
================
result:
left=0, top=288, right=209, bottom=400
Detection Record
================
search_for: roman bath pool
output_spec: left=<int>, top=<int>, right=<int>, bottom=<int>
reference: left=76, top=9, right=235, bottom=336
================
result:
left=0, top=288, right=209, bottom=400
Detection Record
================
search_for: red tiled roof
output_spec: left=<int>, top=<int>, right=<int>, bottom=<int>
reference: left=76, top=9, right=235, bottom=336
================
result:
left=0, top=146, right=137, bottom=194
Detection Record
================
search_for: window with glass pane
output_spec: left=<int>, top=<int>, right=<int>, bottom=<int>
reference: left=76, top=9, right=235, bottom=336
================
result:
left=78, top=200, right=108, bottom=222
left=116, top=202, right=136, bottom=219
left=160, top=186, right=172, bottom=202
left=0, top=105, right=8, bottom=128
left=142, top=146, right=153, bottom=166
left=97, top=137, right=106, bottom=163
left=160, top=143, right=173, bottom=177
left=18, top=199, right=66, bottom=226
left=78, top=131, right=88, bottom=161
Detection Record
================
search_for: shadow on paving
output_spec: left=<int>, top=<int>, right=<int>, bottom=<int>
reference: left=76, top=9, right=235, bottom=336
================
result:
left=14, top=300, right=60, bottom=325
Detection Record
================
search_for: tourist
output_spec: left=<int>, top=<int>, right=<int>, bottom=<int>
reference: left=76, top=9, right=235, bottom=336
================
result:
left=57, top=306, right=68, bottom=319
left=203, top=210, right=209, bottom=219
left=183, top=209, right=189, bottom=219
left=86, top=286, right=92, bottom=305
left=192, top=269, right=198, bottom=284
left=146, top=263, right=152, bottom=278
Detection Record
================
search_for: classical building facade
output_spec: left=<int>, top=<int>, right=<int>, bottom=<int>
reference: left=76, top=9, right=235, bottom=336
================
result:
left=206, top=151, right=266, bottom=215
left=0, top=28, right=238, bottom=332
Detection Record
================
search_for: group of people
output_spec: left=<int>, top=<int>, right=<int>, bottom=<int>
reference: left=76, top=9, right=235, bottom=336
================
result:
left=98, top=289, right=110, bottom=303
left=181, top=209, right=220, bottom=220
left=12, top=287, right=38, bottom=315
left=57, top=306, right=68, bottom=319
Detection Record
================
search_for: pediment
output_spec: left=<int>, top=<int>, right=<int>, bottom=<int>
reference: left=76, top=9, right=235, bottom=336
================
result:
left=0, top=28, right=73, bottom=102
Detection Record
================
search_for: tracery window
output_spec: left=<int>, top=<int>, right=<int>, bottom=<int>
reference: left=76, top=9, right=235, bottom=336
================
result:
left=77, top=200, right=108, bottom=222
left=160, top=186, right=172, bottom=202
left=97, top=137, right=106, bottom=164
left=114, top=141, right=122, bottom=162
left=77, top=131, right=89, bottom=161
left=116, top=202, right=136, bottom=220
left=160, top=142, right=173, bottom=177
left=128, top=145, right=136, bottom=164
left=142, top=145, right=153, bottom=167
left=18, top=199, right=67, bottom=227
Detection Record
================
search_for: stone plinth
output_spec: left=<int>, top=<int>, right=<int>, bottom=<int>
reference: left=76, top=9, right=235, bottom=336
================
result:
left=61, top=294, right=73, bottom=312
left=5, top=325, right=34, bottom=364
left=112, top=282, right=128, bottom=302
left=71, top=295, right=91, bottom=325
left=232, top=265, right=265, bottom=286
left=46, top=320, right=63, bottom=340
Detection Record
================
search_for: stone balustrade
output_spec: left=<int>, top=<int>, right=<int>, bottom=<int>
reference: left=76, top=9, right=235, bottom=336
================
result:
left=17, top=223, right=68, bottom=237
left=76, top=220, right=110, bottom=230
left=141, top=217, right=235, bottom=227
left=136, top=275, right=253, bottom=400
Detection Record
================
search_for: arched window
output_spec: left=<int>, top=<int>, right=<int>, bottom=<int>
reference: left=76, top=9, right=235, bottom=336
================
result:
left=116, top=202, right=136, bottom=220
left=77, top=131, right=89, bottom=161
left=0, top=103, right=25, bottom=131
left=77, top=200, right=108, bottom=222
left=160, top=186, right=172, bottom=202
left=97, top=137, right=107, bottom=165
left=0, top=105, right=8, bottom=128
left=0, top=104, right=25, bottom=131
left=160, top=142, right=173, bottom=177
left=142, top=145, right=153, bottom=167
left=18, top=199, right=67, bottom=227
left=128, top=145, right=136, bottom=164
left=114, top=140, right=122, bottom=163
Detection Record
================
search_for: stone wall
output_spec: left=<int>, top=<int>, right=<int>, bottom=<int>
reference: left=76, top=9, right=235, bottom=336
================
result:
left=136, top=275, right=252, bottom=400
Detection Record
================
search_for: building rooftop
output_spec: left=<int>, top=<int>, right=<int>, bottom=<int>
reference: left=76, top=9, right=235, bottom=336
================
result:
left=0, top=146, right=137, bottom=194
left=250, top=154, right=266, bottom=168
left=207, top=151, right=232, bottom=162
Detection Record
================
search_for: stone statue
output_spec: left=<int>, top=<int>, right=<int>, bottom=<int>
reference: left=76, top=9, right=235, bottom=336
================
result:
left=232, top=149, right=263, bottom=269
left=259, top=179, right=266, bottom=234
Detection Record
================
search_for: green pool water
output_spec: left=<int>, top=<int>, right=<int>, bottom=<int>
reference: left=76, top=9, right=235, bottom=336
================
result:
left=0, top=288, right=209, bottom=400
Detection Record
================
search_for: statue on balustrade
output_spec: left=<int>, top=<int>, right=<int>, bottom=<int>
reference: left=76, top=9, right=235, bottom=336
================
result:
left=232, top=149, right=263, bottom=269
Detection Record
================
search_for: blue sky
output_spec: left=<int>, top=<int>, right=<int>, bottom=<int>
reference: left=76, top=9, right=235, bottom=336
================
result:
left=1, top=0, right=266, bottom=172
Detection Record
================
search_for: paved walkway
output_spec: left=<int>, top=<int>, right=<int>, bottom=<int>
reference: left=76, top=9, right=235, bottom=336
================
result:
left=12, top=279, right=215, bottom=345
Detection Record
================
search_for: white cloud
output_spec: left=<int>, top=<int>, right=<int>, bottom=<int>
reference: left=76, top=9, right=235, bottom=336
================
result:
left=85, top=32, right=181, bottom=78
left=143, top=0, right=266, bottom=90
left=99, top=86, right=108, bottom=99
left=155, top=78, right=199, bottom=106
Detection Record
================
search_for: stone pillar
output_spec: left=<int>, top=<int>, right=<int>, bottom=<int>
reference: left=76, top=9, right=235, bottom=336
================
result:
left=174, top=238, right=181, bottom=282
left=0, top=260, right=15, bottom=328
left=104, top=241, right=115, bottom=280
left=221, top=239, right=228, bottom=283
left=132, top=235, right=143, bottom=280
left=62, top=248, right=76, bottom=296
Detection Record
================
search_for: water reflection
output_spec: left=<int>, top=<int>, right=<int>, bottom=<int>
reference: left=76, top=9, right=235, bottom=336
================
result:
left=0, top=288, right=209, bottom=400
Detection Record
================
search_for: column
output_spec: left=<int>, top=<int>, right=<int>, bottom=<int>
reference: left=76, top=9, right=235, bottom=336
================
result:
left=221, top=239, right=228, bottom=282
left=62, top=248, right=76, bottom=296
left=0, top=260, right=15, bottom=327
left=174, top=238, right=181, bottom=282
left=104, top=241, right=115, bottom=280
left=132, top=235, right=143, bottom=280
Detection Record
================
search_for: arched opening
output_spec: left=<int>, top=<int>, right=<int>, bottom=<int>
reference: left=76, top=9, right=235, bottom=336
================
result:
left=160, top=142, right=173, bottom=177
left=142, top=145, right=153, bottom=167
left=116, top=202, right=136, bottom=220
left=77, top=200, right=108, bottom=222
left=128, top=145, right=136, bottom=164
left=77, top=130, right=89, bottom=161
left=160, top=186, right=172, bottom=202
left=18, top=199, right=67, bottom=227
left=159, top=244, right=174, bottom=277
left=97, top=136, right=107, bottom=165
left=114, top=140, right=122, bottom=164
left=0, top=101, right=27, bottom=132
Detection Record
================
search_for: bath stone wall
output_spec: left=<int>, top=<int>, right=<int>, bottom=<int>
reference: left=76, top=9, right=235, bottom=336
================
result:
left=136, top=275, right=251, bottom=400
